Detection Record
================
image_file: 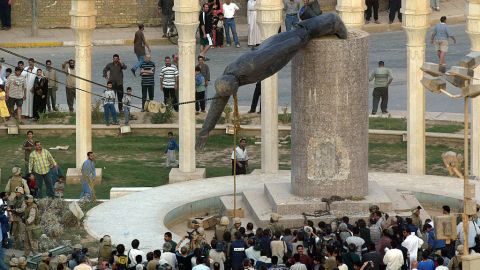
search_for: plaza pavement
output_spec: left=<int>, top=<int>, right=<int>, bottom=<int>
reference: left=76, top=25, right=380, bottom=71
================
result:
left=85, top=171, right=472, bottom=251
left=0, top=0, right=467, bottom=48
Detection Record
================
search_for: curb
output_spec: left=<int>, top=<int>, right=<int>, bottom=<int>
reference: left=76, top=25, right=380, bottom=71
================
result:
left=0, top=15, right=467, bottom=48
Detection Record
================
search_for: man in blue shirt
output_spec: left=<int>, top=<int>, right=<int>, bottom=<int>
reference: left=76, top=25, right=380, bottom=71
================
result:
left=425, top=224, right=445, bottom=251
left=80, top=151, right=96, bottom=201
left=165, top=132, right=179, bottom=167
left=417, top=252, right=435, bottom=270
left=431, top=16, right=456, bottom=66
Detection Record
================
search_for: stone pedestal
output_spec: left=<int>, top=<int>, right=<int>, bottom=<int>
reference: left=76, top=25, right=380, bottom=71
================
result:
left=257, top=0, right=282, bottom=174
left=462, top=254, right=480, bottom=270
left=173, top=0, right=204, bottom=181
left=169, top=168, right=206, bottom=183
left=290, top=30, right=369, bottom=198
left=467, top=0, right=480, bottom=178
left=70, top=0, right=95, bottom=169
left=402, top=0, right=430, bottom=175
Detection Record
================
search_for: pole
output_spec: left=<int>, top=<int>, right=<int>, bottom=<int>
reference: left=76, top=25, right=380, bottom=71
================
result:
left=232, top=94, right=240, bottom=218
left=463, top=97, right=470, bottom=256
left=31, top=0, right=38, bottom=37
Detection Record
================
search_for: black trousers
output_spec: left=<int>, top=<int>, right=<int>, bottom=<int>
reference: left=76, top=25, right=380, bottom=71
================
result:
left=216, top=28, right=224, bottom=46
left=163, top=87, right=178, bottom=111
left=389, top=0, right=402, bottom=22
left=232, top=160, right=247, bottom=175
left=372, top=87, right=388, bottom=113
left=112, top=82, right=124, bottom=111
left=32, top=95, right=46, bottom=119
left=365, top=0, right=379, bottom=21
left=0, top=1, right=11, bottom=28
left=249, top=81, right=261, bottom=112
left=195, top=91, right=206, bottom=112
left=141, top=85, right=154, bottom=110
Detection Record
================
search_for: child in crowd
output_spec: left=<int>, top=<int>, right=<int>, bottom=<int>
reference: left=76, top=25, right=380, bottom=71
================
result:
left=213, top=13, right=225, bottom=47
left=195, top=66, right=206, bottom=114
left=103, top=81, right=118, bottom=126
left=165, top=132, right=179, bottom=167
left=54, top=176, right=65, bottom=199
left=26, top=173, right=38, bottom=198
left=0, top=85, right=9, bottom=125
left=122, top=87, right=133, bottom=125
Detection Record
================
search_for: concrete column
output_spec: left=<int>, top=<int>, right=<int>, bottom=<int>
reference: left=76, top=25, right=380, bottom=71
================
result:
left=336, top=0, right=365, bottom=28
left=467, top=0, right=480, bottom=178
left=402, top=0, right=430, bottom=175
left=169, top=0, right=206, bottom=182
left=256, top=0, right=282, bottom=174
left=291, top=30, right=369, bottom=198
left=72, top=0, right=95, bottom=169
left=67, top=0, right=102, bottom=184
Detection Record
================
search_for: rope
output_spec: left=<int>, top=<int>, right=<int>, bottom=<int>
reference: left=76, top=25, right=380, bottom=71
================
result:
left=0, top=47, right=228, bottom=108
left=0, top=60, right=227, bottom=110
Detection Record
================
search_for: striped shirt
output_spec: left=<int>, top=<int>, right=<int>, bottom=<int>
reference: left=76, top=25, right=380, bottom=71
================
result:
left=29, top=149, right=57, bottom=174
left=140, top=61, right=156, bottom=86
left=159, top=65, right=178, bottom=89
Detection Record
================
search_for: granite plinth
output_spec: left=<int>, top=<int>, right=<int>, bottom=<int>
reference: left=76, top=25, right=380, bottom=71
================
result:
left=219, top=195, right=246, bottom=218
left=291, top=30, right=369, bottom=198
left=169, top=168, right=206, bottom=183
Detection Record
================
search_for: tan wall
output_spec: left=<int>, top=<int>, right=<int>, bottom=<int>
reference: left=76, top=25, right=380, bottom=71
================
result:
left=11, top=0, right=388, bottom=28
left=11, top=0, right=162, bottom=28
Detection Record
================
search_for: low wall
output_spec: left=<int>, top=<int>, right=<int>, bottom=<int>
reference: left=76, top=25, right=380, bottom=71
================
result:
left=0, top=124, right=465, bottom=147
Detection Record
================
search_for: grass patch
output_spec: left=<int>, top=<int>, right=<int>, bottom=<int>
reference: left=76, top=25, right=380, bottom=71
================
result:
left=426, top=124, right=463, bottom=133
left=0, top=132, right=462, bottom=200
left=369, top=117, right=407, bottom=130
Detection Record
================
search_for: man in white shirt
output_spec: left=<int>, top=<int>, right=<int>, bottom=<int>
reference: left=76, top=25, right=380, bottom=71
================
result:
left=192, top=256, right=209, bottom=270
left=401, top=229, right=424, bottom=265
left=128, top=239, right=146, bottom=268
left=435, top=257, right=448, bottom=270
left=290, top=254, right=307, bottom=270
left=222, top=0, right=240, bottom=48
left=383, top=247, right=404, bottom=270
left=160, top=242, right=177, bottom=269
left=0, top=60, right=6, bottom=87
left=457, top=220, right=480, bottom=250
left=22, top=58, right=38, bottom=118
left=231, top=138, right=249, bottom=175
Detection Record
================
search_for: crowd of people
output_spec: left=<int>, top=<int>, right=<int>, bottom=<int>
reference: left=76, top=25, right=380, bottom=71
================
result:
left=2, top=203, right=478, bottom=270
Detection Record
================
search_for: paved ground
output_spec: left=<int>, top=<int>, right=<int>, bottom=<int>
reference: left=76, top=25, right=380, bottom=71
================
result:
left=0, top=0, right=465, bottom=47
left=0, top=23, right=472, bottom=113
left=85, top=171, right=471, bottom=251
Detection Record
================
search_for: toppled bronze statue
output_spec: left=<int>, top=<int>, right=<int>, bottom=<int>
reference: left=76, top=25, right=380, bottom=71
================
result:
left=196, top=13, right=348, bottom=150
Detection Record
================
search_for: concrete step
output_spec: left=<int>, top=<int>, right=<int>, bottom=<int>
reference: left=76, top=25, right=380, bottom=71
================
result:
left=399, top=192, right=432, bottom=222
left=384, top=188, right=412, bottom=212
left=264, top=182, right=326, bottom=215
left=242, top=190, right=273, bottom=228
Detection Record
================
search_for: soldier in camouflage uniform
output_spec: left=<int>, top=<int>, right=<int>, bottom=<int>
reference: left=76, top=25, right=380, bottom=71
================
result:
left=215, top=216, right=229, bottom=241
left=411, top=206, right=423, bottom=229
left=268, top=213, right=284, bottom=235
left=23, top=195, right=40, bottom=257
left=230, top=217, right=241, bottom=236
left=5, top=166, right=30, bottom=201
left=8, top=186, right=25, bottom=249
left=9, top=257, right=20, bottom=270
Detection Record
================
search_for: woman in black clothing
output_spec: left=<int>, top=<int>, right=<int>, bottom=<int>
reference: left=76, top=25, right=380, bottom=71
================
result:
left=32, top=69, right=48, bottom=120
